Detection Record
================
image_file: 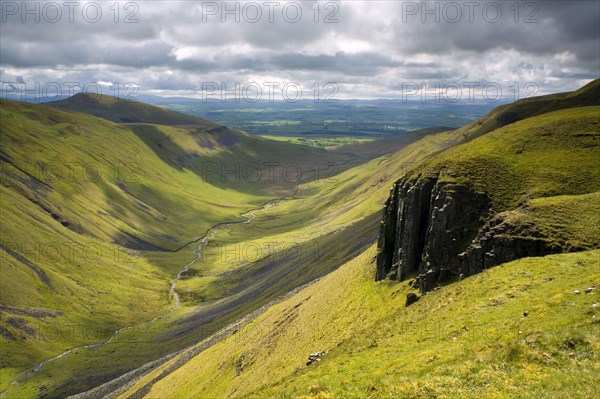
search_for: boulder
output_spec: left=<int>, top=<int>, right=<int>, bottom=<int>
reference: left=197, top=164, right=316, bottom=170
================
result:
left=306, top=351, right=326, bottom=366
left=405, top=292, right=420, bottom=306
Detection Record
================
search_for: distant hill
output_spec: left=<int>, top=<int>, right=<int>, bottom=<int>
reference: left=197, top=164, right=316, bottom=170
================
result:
left=331, top=126, right=455, bottom=159
left=48, top=92, right=218, bottom=127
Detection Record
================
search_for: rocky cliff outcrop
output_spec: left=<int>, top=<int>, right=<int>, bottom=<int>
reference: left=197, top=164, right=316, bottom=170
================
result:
left=376, top=176, right=490, bottom=292
left=376, top=177, right=561, bottom=293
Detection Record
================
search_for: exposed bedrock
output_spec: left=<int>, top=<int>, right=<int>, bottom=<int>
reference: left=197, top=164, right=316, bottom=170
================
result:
left=375, top=176, right=558, bottom=293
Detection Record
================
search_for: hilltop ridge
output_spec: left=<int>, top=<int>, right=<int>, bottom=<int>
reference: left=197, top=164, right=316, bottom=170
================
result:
left=48, top=93, right=219, bottom=127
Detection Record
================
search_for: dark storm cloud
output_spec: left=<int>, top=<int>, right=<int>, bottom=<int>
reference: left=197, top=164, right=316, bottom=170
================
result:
left=0, top=0, right=598, bottom=98
left=163, top=51, right=402, bottom=76
left=0, top=40, right=174, bottom=68
left=390, top=1, right=599, bottom=58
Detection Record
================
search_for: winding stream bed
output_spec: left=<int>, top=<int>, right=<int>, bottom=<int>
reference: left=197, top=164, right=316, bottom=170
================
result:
left=9, top=210, right=258, bottom=387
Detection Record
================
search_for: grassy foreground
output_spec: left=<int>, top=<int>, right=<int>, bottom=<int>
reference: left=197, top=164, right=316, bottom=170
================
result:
left=121, top=247, right=600, bottom=398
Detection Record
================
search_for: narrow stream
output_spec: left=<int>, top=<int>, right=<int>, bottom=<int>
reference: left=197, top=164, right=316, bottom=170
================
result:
left=169, top=212, right=256, bottom=309
left=9, top=211, right=257, bottom=387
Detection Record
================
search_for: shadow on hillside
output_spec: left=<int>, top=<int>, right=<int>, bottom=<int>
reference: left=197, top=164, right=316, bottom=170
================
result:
left=128, top=124, right=191, bottom=171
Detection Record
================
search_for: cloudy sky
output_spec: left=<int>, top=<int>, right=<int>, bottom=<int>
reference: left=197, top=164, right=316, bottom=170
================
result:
left=1, top=0, right=599, bottom=101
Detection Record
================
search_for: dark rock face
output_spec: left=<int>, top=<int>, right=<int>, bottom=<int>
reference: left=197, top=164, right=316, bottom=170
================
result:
left=376, top=176, right=560, bottom=293
left=376, top=178, right=438, bottom=281
left=415, top=181, right=490, bottom=292
left=376, top=184, right=400, bottom=280
left=376, top=177, right=490, bottom=292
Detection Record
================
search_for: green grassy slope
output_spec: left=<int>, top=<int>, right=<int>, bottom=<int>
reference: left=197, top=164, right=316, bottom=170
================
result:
left=0, top=180, right=171, bottom=393
left=0, top=98, right=353, bottom=396
left=1, top=99, right=255, bottom=250
left=452, top=78, right=600, bottom=144
left=414, top=106, right=600, bottom=212
left=489, top=192, right=600, bottom=252
left=123, top=247, right=600, bottom=399
left=0, top=99, right=353, bottom=250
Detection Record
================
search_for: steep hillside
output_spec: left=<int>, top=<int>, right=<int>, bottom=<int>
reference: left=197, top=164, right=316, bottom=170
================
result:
left=453, top=78, right=600, bottom=144
left=0, top=172, right=172, bottom=395
left=115, top=246, right=600, bottom=399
